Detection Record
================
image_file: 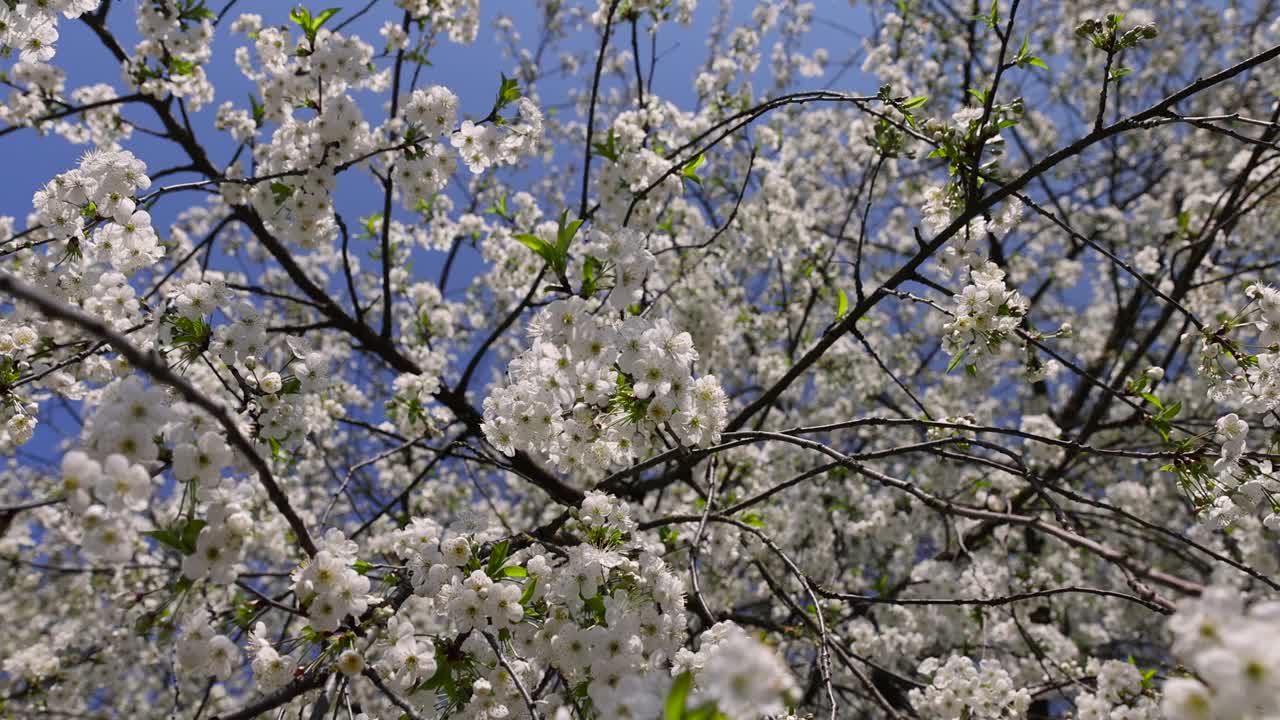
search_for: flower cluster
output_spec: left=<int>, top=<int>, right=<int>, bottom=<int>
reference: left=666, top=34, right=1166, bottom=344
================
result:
left=942, top=261, right=1028, bottom=372
left=181, top=498, right=254, bottom=584
left=32, top=149, right=157, bottom=274
left=1181, top=283, right=1280, bottom=528
left=248, top=621, right=296, bottom=692
left=132, top=0, right=215, bottom=110
left=594, top=146, right=685, bottom=227
left=176, top=611, right=239, bottom=681
left=1163, top=585, right=1280, bottom=720
left=292, top=530, right=372, bottom=632
left=581, top=226, right=658, bottom=310
left=0, top=1, right=99, bottom=63
left=376, top=616, right=437, bottom=691
left=1071, top=657, right=1159, bottom=719
left=81, top=376, right=171, bottom=463
left=482, top=297, right=728, bottom=477
left=450, top=97, right=543, bottom=174
left=60, top=450, right=151, bottom=563
left=909, top=655, right=1033, bottom=718
left=675, top=621, right=799, bottom=718
left=384, top=492, right=796, bottom=718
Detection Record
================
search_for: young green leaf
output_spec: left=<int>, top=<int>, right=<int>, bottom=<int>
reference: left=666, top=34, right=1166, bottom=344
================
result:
left=513, top=233, right=560, bottom=268
left=681, top=152, right=706, bottom=186
left=488, top=73, right=522, bottom=118
left=485, top=540, right=510, bottom=576
left=581, top=255, right=603, bottom=297
left=665, top=672, right=694, bottom=720
left=270, top=181, right=295, bottom=205
left=518, top=576, right=539, bottom=605
left=592, top=128, right=621, bottom=162
left=555, top=210, right=585, bottom=256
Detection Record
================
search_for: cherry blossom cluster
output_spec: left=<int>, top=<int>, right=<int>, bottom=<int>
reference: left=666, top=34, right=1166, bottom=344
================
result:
left=941, top=261, right=1029, bottom=372
left=313, top=491, right=796, bottom=718
left=132, top=0, right=216, bottom=109
left=32, top=149, right=157, bottom=274
left=59, top=449, right=152, bottom=563
left=176, top=610, right=239, bottom=681
left=181, top=496, right=253, bottom=584
left=1179, top=283, right=1280, bottom=528
left=673, top=620, right=799, bottom=718
left=594, top=145, right=685, bottom=228
left=581, top=226, right=658, bottom=311
left=1162, top=584, right=1280, bottom=720
left=0, top=0, right=100, bottom=63
left=293, top=529, right=373, bottom=633
left=396, top=0, right=480, bottom=44
left=909, top=655, right=1032, bottom=718
left=248, top=620, right=298, bottom=693
left=482, top=297, right=728, bottom=477
left=451, top=97, right=544, bottom=174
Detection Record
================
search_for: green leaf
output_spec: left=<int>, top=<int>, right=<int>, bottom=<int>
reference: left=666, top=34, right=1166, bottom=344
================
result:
left=659, top=526, right=679, bottom=545
left=657, top=212, right=676, bottom=235
left=168, top=58, right=196, bottom=76
left=486, top=193, right=510, bottom=220
left=1109, top=67, right=1132, bottom=80
left=513, top=233, right=559, bottom=267
left=665, top=671, right=694, bottom=720
left=267, top=435, right=284, bottom=461
left=581, top=255, right=603, bottom=297
left=901, top=95, right=929, bottom=110
left=518, top=576, right=539, bottom=605
left=583, top=595, right=607, bottom=623
left=555, top=210, right=584, bottom=257
left=143, top=527, right=183, bottom=552
left=1025, top=56, right=1048, bottom=69
left=945, top=347, right=968, bottom=374
left=180, top=518, right=206, bottom=553
left=270, top=181, right=295, bottom=205
left=312, top=7, right=341, bottom=30
left=486, top=540, right=510, bottom=576
left=422, top=651, right=463, bottom=704
left=145, top=518, right=207, bottom=555
left=489, top=72, right=522, bottom=117
left=835, top=287, right=849, bottom=319
left=353, top=560, right=374, bottom=575
left=290, top=6, right=340, bottom=43
left=289, top=6, right=312, bottom=31
left=248, top=94, right=266, bottom=127
left=681, top=152, right=706, bottom=186
left=176, top=0, right=216, bottom=23
left=500, top=566, right=528, bottom=578
left=592, top=128, right=620, bottom=162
